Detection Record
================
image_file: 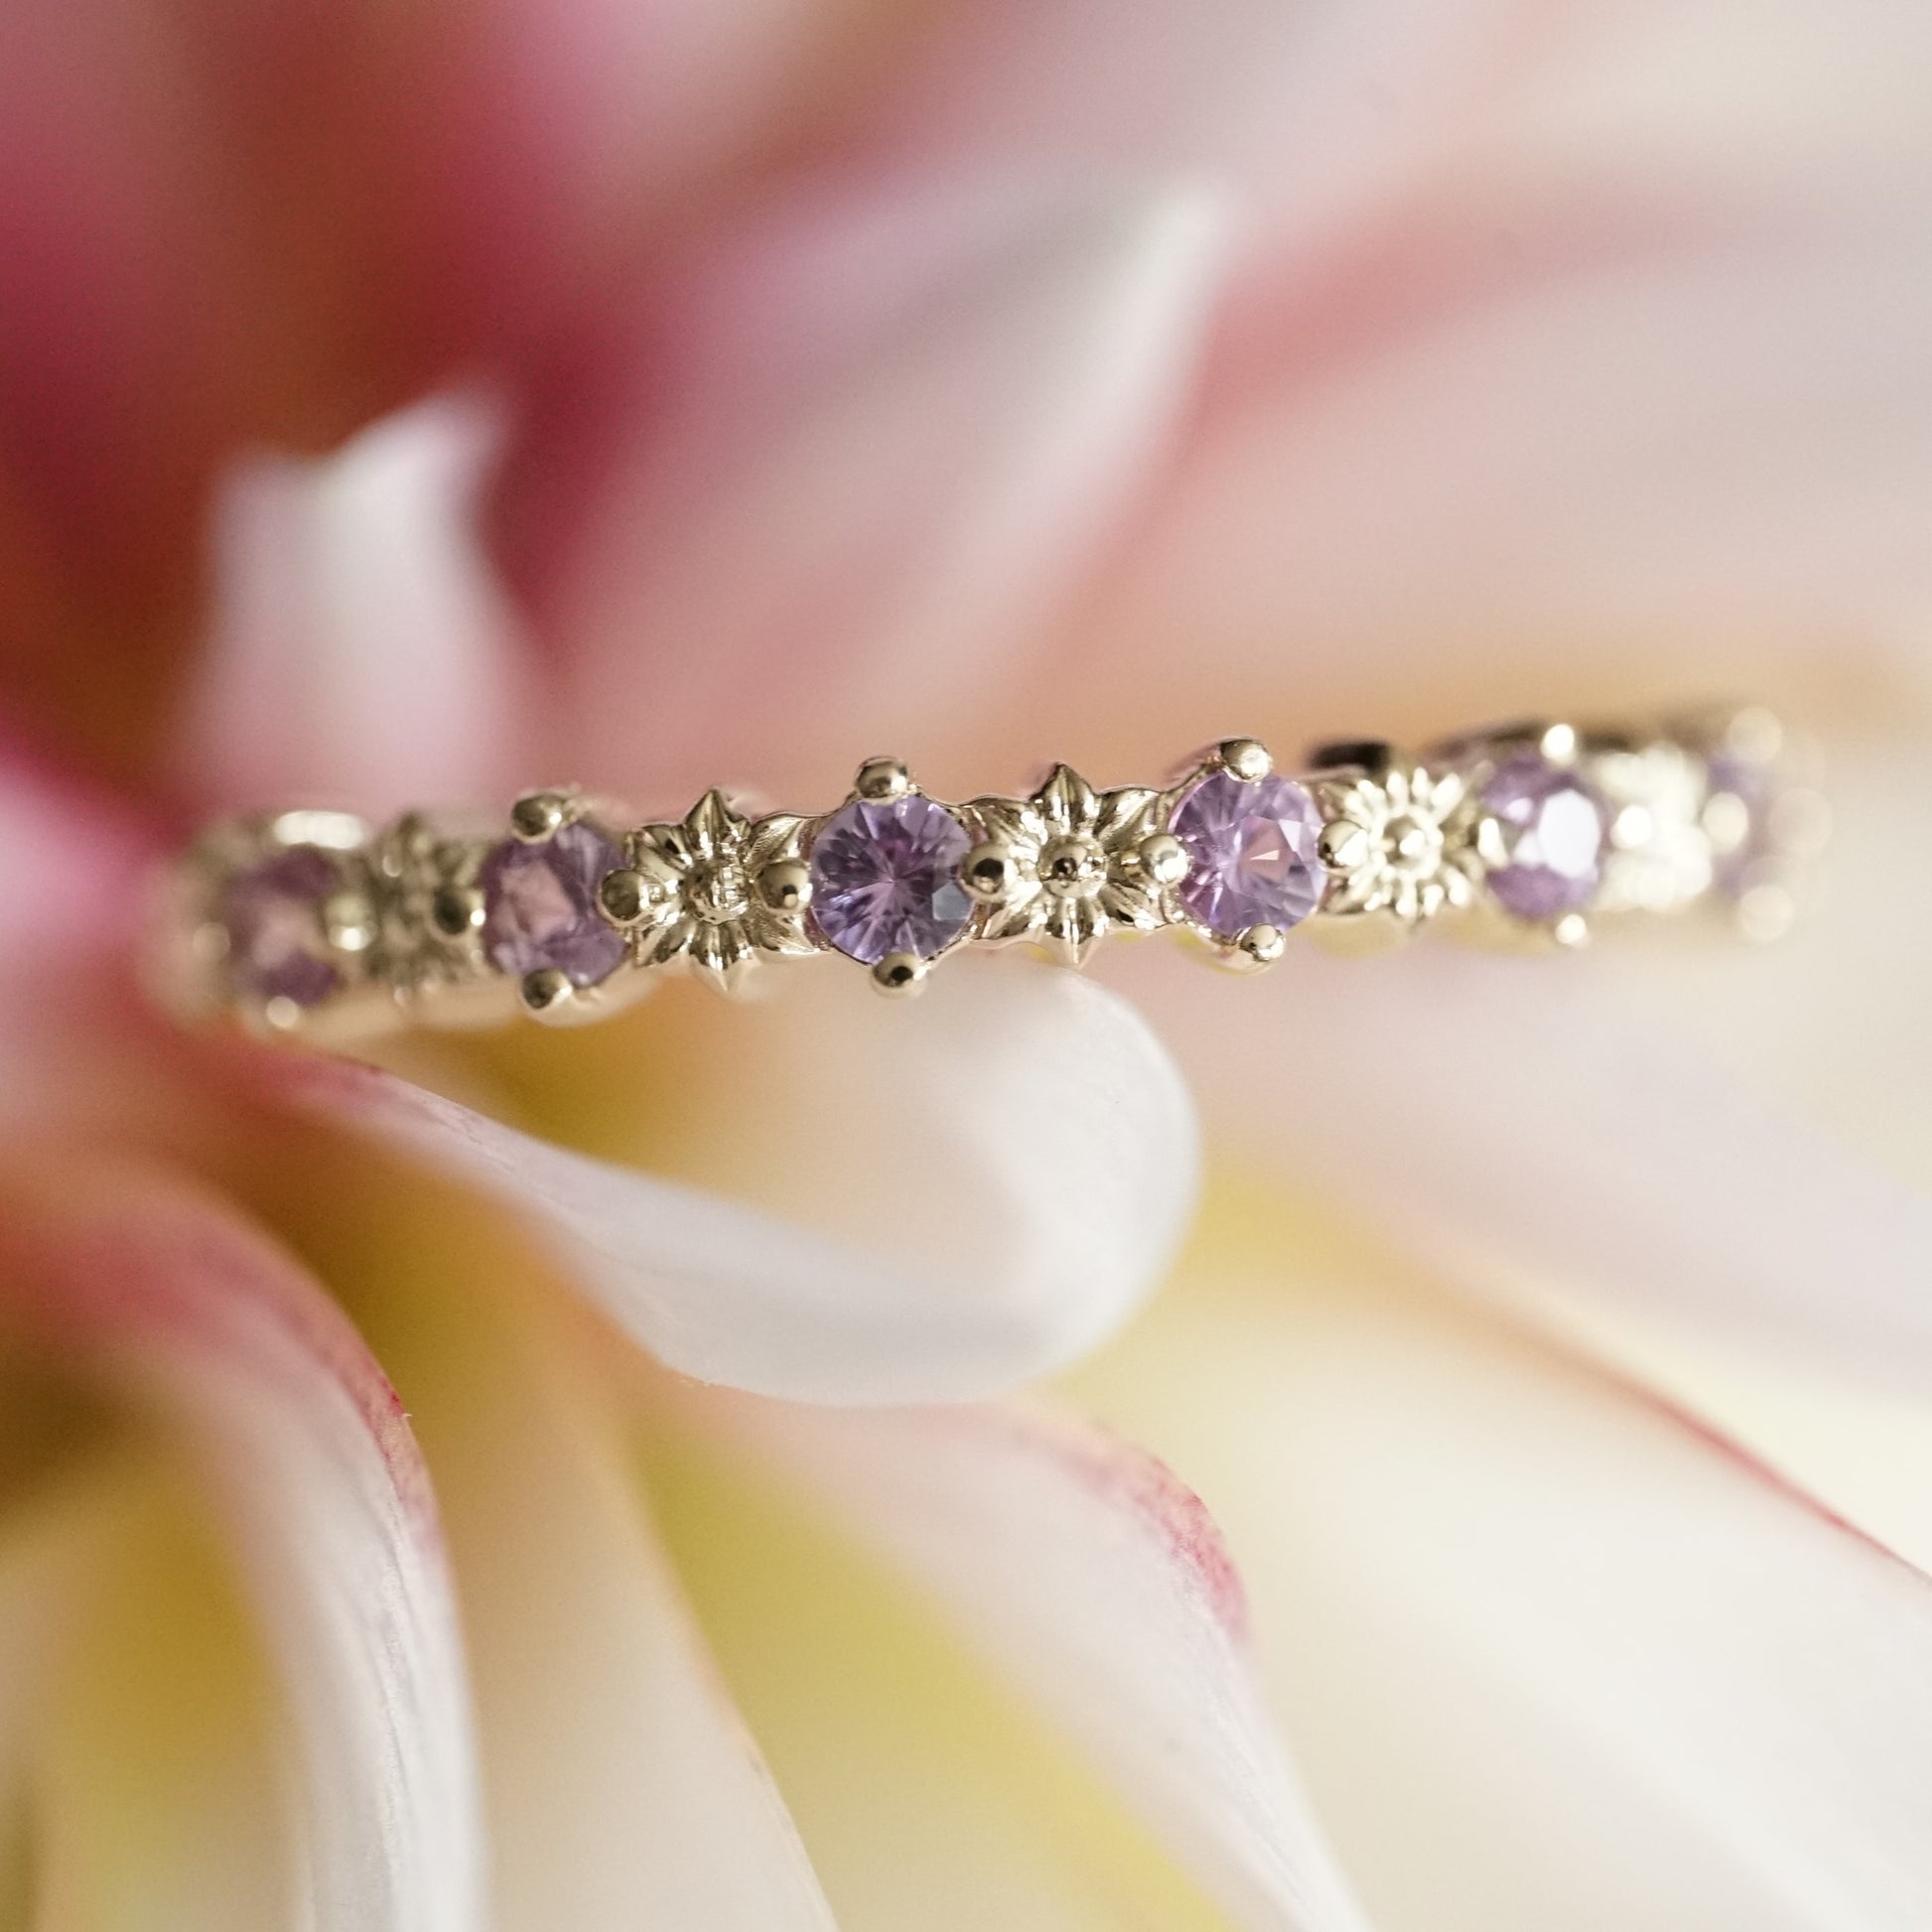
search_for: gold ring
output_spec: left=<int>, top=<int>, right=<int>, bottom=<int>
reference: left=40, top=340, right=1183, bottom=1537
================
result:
left=151, top=706, right=1823, bottom=1041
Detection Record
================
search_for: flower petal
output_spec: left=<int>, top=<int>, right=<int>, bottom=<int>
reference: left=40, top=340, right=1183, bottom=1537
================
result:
left=277, top=960, right=1198, bottom=1403
left=855, top=0, right=1527, bottom=253
left=350, top=1238, right=835, bottom=1931
left=499, top=172, right=1230, bottom=799
left=1080, top=1239, right=1932, bottom=1931
left=176, top=392, right=536, bottom=817
left=28, top=1467, right=298, bottom=1930
left=0, top=733, right=151, bottom=984
left=0, top=1160, right=483, bottom=1932
left=0, top=1459, right=127, bottom=1834
left=699, top=1393, right=1371, bottom=1932
left=1059, top=203, right=1932, bottom=737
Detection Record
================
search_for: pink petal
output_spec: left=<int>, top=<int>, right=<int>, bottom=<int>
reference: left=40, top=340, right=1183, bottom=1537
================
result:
left=0, top=1161, right=483, bottom=1932
left=0, top=0, right=868, bottom=635
left=702, top=1394, right=1369, bottom=1932
left=842, top=3, right=1932, bottom=736
left=418, top=0, right=893, bottom=339
left=853, top=0, right=1532, bottom=255
left=500, top=172, right=1230, bottom=799
left=0, top=739, right=164, bottom=1137
left=177, top=393, right=537, bottom=817
left=0, top=733, right=151, bottom=980
left=1088, top=1256, right=1932, bottom=1929
left=380, top=1266, right=834, bottom=1929
left=277, top=961, right=1198, bottom=1403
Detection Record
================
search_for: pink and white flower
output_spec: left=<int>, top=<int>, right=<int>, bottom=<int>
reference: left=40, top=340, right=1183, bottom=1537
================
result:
left=3, top=0, right=1932, bottom=1924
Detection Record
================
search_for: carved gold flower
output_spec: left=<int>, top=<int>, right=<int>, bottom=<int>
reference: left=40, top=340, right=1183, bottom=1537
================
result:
left=1312, top=760, right=1481, bottom=926
left=960, top=763, right=1182, bottom=966
left=597, top=788, right=813, bottom=994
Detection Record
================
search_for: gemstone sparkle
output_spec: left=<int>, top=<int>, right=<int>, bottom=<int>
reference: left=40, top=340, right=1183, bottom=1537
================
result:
left=222, top=846, right=345, bottom=1008
left=1170, top=769, right=1327, bottom=939
left=808, top=795, right=973, bottom=964
left=1483, top=755, right=1607, bottom=919
left=479, top=820, right=628, bottom=986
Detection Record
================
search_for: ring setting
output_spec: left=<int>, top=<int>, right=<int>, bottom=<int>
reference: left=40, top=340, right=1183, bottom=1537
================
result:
left=154, top=707, right=1822, bottom=1040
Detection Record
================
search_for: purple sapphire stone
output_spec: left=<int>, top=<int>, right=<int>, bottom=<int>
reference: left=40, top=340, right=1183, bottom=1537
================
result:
left=222, top=846, right=345, bottom=1008
left=480, top=820, right=628, bottom=986
left=1170, top=769, right=1326, bottom=939
left=1483, top=755, right=1607, bottom=918
left=808, top=794, right=973, bottom=964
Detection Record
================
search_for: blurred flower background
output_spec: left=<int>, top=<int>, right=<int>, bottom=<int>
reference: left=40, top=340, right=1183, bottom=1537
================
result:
left=4, top=0, right=1932, bottom=1927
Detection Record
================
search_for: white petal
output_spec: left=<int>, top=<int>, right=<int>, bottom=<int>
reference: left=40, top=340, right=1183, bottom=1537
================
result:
left=523, top=171, right=1229, bottom=799
left=702, top=1394, right=1369, bottom=1932
left=1081, top=1248, right=1932, bottom=1932
left=369, top=1261, right=834, bottom=1931
left=282, top=961, right=1199, bottom=1404
left=0, top=1163, right=483, bottom=1932
left=1127, top=916, right=1932, bottom=1387
left=180, top=391, right=536, bottom=815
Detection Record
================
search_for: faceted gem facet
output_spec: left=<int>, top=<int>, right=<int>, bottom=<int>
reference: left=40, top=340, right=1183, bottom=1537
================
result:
left=1483, top=755, right=1607, bottom=918
left=480, top=820, right=628, bottom=986
left=808, top=795, right=973, bottom=963
left=222, top=846, right=344, bottom=1008
left=1170, top=770, right=1327, bottom=938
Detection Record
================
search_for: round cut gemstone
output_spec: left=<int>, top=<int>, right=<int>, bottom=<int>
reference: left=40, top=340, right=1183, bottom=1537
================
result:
left=1483, top=755, right=1607, bottom=918
left=480, top=820, right=627, bottom=986
left=809, top=795, right=972, bottom=963
left=1170, top=770, right=1326, bottom=938
left=222, top=846, right=344, bottom=1008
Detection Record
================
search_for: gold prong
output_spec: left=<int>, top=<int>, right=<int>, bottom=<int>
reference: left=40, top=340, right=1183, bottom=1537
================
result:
left=519, top=967, right=574, bottom=1015
left=510, top=791, right=574, bottom=843
left=1218, top=737, right=1273, bottom=781
left=1317, top=821, right=1371, bottom=872
left=1225, top=923, right=1288, bottom=972
left=855, top=758, right=911, bottom=802
left=757, top=859, right=812, bottom=915
left=1132, top=831, right=1188, bottom=888
left=871, top=952, right=926, bottom=996
left=1474, top=814, right=1512, bottom=869
left=431, top=884, right=486, bottom=937
left=961, top=842, right=1016, bottom=903
left=1539, top=723, right=1579, bottom=763
left=597, top=867, right=653, bottom=928
left=267, top=809, right=367, bottom=852
left=322, top=891, right=378, bottom=953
